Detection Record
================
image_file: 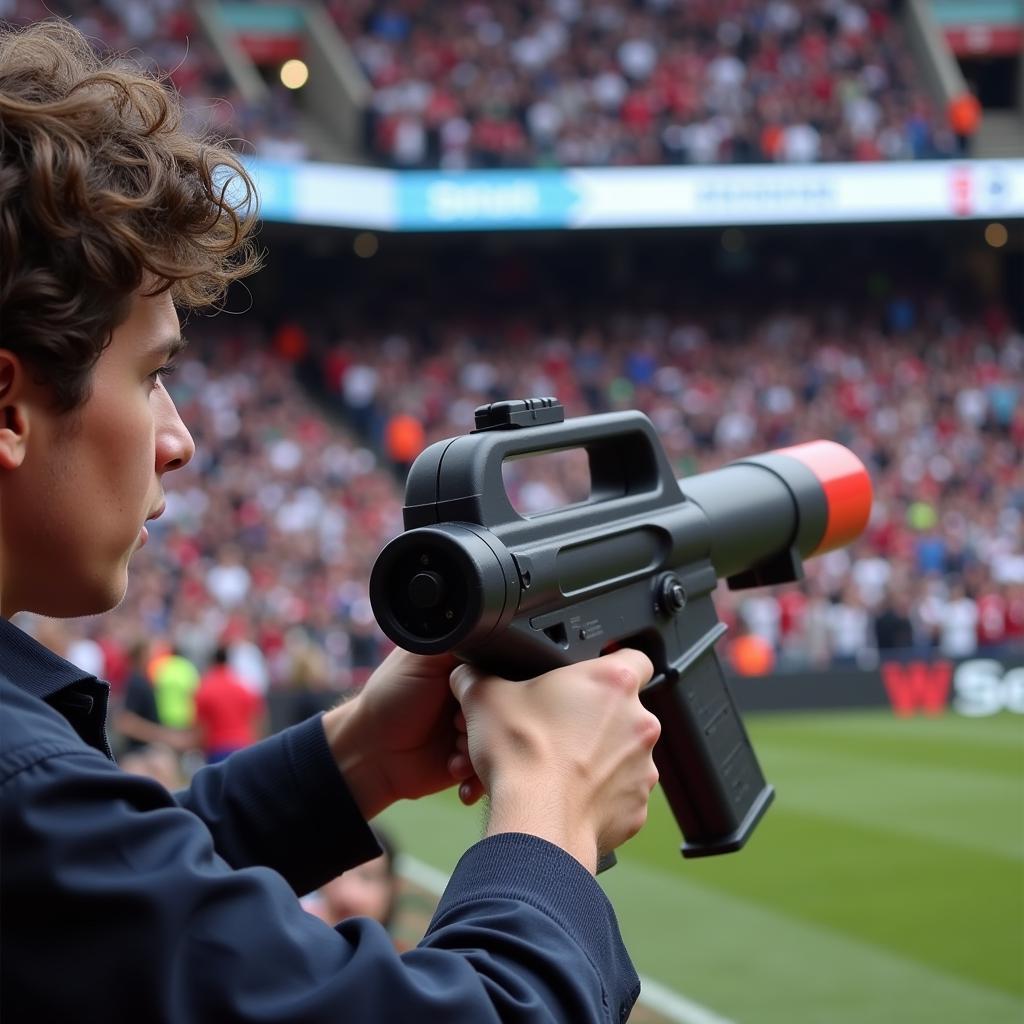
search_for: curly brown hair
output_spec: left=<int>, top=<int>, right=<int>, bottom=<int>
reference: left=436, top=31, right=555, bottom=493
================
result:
left=0, top=19, right=263, bottom=411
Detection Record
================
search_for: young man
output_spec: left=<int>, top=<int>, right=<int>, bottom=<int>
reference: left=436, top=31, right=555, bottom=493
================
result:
left=0, top=20, right=661, bottom=1023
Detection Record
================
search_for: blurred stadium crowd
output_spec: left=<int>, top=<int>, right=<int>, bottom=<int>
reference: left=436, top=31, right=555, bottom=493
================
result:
left=4, top=1, right=1017, bottom=763
left=26, top=292, right=1023, bottom=748
left=338, top=0, right=958, bottom=168
left=1, top=0, right=310, bottom=159
left=298, top=292, right=1024, bottom=672
left=3, top=0, right=962, bottom=168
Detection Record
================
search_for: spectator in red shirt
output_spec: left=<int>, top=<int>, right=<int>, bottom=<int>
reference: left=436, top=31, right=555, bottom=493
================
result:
left=194, top=645, right=266, bottom=764
left=976, top=584, right=1009, bottom=652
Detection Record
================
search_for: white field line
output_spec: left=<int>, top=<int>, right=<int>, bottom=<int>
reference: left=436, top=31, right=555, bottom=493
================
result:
left=398, top=854, right=739, bottom=1024
left=636, top=976, right=739, bottom=1024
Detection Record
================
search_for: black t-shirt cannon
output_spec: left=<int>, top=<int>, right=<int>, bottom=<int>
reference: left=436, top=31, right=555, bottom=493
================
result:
left=370, top=399, right=872, bottom=860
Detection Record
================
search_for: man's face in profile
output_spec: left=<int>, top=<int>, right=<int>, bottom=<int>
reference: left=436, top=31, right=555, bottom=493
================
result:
left=0, top=290, right=194, bottom=619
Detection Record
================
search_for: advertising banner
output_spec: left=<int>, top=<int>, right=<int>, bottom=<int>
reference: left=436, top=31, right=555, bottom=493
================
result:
left=728, top=655, right=1024, bottom=717
left=242, top=158, right=1024, bottom=232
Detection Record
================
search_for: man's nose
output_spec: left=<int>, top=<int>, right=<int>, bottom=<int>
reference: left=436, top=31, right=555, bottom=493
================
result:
left=156, top=394, right=195, bottom=473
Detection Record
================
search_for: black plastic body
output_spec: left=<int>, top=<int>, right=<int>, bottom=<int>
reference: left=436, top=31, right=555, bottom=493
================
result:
left=370, top=406, right=836, bottom=859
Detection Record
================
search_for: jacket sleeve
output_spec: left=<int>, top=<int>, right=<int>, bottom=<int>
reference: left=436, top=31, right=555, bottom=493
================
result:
left=1, top=728, right=640, bottom=1023
left=175, top=714, right=380, bottom=893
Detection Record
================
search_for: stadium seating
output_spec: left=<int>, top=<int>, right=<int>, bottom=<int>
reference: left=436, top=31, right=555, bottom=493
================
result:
left=306, top=296, right=1024, bottom=669
left=5, top=3, right=1019, bottom=689
left=31, top=298, right=1022, bottom=699
left=334, top=0, right=955, bottom=168
left=6, top=0, right=956, bottom=167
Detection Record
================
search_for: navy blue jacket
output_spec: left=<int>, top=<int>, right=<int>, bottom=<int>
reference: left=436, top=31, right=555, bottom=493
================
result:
left=0, top=617, right=640, bottom=1023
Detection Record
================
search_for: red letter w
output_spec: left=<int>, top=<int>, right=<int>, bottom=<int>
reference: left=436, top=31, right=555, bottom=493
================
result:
left=881, top=662, right=953, bottom=717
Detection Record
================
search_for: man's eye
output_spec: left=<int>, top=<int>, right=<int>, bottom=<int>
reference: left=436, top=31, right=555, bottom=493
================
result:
left=150, top=363, right=178, bottom=386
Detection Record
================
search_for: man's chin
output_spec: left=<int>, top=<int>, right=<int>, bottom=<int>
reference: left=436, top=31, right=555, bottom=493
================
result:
left=36, top=575, right=130, bottom=620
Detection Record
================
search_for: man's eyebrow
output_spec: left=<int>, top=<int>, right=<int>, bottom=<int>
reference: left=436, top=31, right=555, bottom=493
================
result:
left=150, top=334, right=189, bottom=360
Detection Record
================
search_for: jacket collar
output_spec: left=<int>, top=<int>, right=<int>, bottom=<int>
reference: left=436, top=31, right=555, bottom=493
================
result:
left=0, top=616, right=97, bottom=701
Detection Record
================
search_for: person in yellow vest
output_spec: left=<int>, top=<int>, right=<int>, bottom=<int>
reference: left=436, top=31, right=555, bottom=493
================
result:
left=152, top=649, right=200, bottom=730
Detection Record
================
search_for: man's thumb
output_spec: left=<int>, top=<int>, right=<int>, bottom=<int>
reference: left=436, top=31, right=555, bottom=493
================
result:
left=449, top=662, right=482, bottom=704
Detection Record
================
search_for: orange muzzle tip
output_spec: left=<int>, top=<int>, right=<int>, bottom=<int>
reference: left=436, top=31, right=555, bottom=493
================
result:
left=775, top=441, right=873, bottom=555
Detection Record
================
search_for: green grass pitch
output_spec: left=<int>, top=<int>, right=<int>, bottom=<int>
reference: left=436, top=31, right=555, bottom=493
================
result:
left=380, top=708, right=1024, bottom=1024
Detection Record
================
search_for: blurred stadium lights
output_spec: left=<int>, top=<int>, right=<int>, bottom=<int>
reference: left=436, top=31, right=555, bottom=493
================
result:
left=279, top=59, right=309, bottom=90
left=984, top=222, right=1009, bottom=247
left=353, top=232, right=379, bottom=259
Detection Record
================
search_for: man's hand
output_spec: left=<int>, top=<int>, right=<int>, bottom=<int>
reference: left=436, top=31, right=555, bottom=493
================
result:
left=450, top=650, right=660, bottom=875
left=324, top=646, right=660, bottom=875
left=322, top=648, right=478, bottom=820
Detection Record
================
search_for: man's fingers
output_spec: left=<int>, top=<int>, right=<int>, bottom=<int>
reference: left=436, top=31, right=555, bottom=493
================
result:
left=454, top=650, right=654, bottom=701
left=597, top=648, right=655, bottom=691
left=447, top=752, right=475, bottom=781
left=458, top=776, right=485, bottom=805
left=449, top=663, right=483, bottom=703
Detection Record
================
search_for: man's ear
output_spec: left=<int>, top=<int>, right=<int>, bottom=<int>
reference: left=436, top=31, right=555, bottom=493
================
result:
left=0, top=350, right=29, bottom=471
